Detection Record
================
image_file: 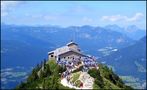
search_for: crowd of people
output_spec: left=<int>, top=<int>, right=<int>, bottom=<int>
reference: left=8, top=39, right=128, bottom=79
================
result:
left=57, top=56, right=98, bottom=78
left=58, top=55, right=98, bottom=88
left=82, top=56, right=98, bottom=69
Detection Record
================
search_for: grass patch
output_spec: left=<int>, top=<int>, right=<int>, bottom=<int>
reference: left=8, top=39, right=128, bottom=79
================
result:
left=75, top=80, right=81, bottom=87
left=93, top=83, right=100, bottom=89
left=103, top=77, right=120, bottom=89
left=70, top=72, right=81, bottom=83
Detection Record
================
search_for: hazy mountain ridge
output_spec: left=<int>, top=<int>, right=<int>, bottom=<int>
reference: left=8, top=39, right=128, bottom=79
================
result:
left=1, top=40, right=53, bottom=68
left=100, top=36, right=146, bottom=89
left=1, top=24, right=134, bottom=55
left=105, top=24, right=146, bottom=40
left=1, top=24, right=146, bottom=89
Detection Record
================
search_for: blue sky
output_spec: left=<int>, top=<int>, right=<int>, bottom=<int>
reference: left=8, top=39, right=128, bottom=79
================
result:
left=1, top=1, right=146, bottom=29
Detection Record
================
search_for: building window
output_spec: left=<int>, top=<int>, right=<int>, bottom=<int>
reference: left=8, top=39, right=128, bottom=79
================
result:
left=51, top=55, right=54, bottom=57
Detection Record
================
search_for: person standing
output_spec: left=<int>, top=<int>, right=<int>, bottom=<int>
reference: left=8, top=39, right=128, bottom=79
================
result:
left=80, top=82, right=83, bottom=88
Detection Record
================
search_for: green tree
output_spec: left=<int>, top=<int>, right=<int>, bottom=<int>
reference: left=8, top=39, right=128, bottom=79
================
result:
left=27, top=68, right=38, bottom=82
left=39, top=69, right=44, bottom=79
left=43, top=59, right=47, bottom=66
left=43, top=64, right=51, bottom=77
left=88, top=68, right=104, bottom=88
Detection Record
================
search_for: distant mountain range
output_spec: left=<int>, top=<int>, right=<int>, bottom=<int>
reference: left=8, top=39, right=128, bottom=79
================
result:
left=1, top=24, right=136, bottom=58
left=105, top=24, right=146, bottom=40
left=1, top=24, right=145, bottom=67
left=1, top=24, right=146, bottom=89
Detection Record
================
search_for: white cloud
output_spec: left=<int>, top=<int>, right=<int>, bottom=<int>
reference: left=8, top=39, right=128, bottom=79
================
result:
left=126, top=13, right=144, bottom=22
left=101, top=13, right=144, bottom=22
left=1, top=1, right=25, bottom=17
left=102, top=15, right=124, bottom=22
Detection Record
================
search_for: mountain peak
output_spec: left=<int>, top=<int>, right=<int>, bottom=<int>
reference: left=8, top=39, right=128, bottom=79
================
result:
left=15, top=43, right=132, bottom=89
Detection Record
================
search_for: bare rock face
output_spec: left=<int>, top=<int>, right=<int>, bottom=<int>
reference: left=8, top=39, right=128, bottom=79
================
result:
left=61, top=71, right=94, bottom=89
left=79, top=72, right=94, bottom=89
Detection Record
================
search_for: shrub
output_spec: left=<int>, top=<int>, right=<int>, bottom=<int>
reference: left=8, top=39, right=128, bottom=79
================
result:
left=88, top=68, right=104, bottom=88
left=71, top=72, right=80, bottom=83
left=75, top=80, right=81, bottom=87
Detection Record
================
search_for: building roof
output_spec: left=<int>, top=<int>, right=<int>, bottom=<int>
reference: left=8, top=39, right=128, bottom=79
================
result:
left=58, top=50, right=86, bottom=57
left=48, top=45, right=84, bottom=56
left=48, top=46, right=69, bottom=55
left=48, top=41, right=84, bottom=56
left=66, top=41, right=78, bottom=46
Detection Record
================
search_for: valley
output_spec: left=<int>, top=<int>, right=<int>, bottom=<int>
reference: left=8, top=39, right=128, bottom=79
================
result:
left=1, top=24, right=146, bottom=89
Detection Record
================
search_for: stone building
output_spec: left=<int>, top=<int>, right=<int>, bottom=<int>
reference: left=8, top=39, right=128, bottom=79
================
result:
left=48, top=41, right=85, bottom=61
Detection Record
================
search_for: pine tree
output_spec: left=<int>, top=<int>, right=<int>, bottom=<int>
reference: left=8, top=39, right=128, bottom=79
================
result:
left=40, top=69, right=44, bottom=79
left=43, top=59, right=46, bottom=66
left=36, top=63, right=40, bottom=71
left=46, top=64, right=51, bottom=76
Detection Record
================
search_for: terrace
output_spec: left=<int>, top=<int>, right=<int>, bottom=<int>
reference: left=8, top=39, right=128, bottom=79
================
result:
left=58, top=56, right=98, bottom=79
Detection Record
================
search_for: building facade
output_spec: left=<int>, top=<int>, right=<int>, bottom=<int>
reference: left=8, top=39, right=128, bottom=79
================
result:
left=48, top=41, right=85, bottom=61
